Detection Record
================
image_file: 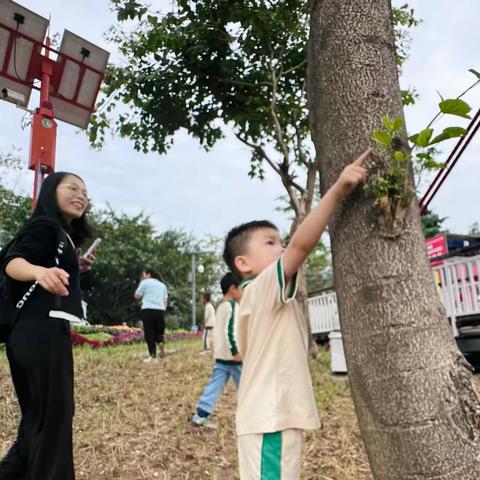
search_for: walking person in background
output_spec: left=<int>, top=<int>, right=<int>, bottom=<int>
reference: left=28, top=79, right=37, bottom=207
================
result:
left=0, top=172, right=95, bottom=480
left=135, top=269, right=168, bottom=363
left=201, top=292, right=215, bottom=351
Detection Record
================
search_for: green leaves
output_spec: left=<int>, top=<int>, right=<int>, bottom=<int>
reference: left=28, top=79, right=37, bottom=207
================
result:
left=429, top=126, right=466, bottom=145
left=439, top=98, right=471, bottom=119
left=372, top=130, right=392, bottom=146
left=383, top=116, right=404, bottom=133
left=409, top=128, right=433, bottom=147
left=409, top=126, right=466, bottom=148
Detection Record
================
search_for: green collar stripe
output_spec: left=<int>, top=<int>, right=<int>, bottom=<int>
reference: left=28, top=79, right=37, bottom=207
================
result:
left=261, top=431, right=282, bottom=479
left=276, top=258, right=285, bottom=299
left=276, top=257, right=298, bottom=303
left=227, top=300, right=238, bottom=356
left=241, top=276, right=256, bottom=290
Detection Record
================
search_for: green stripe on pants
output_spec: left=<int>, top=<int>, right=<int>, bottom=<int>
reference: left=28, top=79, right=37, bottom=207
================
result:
left=261, top=432, right=282, bottom=479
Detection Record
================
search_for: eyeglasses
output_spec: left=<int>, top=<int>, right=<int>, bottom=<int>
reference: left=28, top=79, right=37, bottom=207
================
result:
left=58, top=183, right=89, bottom=199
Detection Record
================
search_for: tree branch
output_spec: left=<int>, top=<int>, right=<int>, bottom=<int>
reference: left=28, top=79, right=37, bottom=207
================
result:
left=283, top=58, right=307, bottom=76
left=270, top=65, right=291, bottom=168
left=216, top=76, right=273, bottom=88
left=235, top=133, right=306, bottom=195
left=235, top=134, right=282, bottom=176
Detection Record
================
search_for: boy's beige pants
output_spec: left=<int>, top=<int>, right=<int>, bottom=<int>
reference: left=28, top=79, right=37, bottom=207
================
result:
left=237, top=429, right=303, bottom=479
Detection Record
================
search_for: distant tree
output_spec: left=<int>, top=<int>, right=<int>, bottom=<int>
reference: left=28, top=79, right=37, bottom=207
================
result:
left=469, top=222, right=480, bottom=235
left=90, top=1, right=417, bottom=320
left=0, top=184, right=31, bottom=247
left=83, top=207, right=219, bottom=326
left=421, top=209, right=447, bottom=238
left=305, top=240, right=333, bottom=294
left=0, top=183, right=219, bottom=327
left=93, top=1, right=417, bottom=229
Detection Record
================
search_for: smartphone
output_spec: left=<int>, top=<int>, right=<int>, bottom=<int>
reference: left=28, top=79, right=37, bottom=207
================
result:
left=83, top=238, right=102, bottom=258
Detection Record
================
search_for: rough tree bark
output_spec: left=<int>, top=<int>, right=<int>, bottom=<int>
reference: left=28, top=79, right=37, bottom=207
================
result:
left=307, top=1, right=480, bottom=479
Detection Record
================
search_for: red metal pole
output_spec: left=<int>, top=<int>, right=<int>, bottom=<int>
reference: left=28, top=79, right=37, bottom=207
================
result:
left=31, top=35, right=57, bottom=207
left=420, top=116, right=480, bottom=215
left=419, top=107, right=480, bottom=215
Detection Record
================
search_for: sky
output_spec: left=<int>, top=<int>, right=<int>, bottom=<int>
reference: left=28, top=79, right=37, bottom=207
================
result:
left=0, top=0, right=479, bottom=238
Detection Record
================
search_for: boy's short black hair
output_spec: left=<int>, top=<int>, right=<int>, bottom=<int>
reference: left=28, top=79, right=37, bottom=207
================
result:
left=223, top=220, right=278, bottom=277
left=220, top=272, right=240, bottom=295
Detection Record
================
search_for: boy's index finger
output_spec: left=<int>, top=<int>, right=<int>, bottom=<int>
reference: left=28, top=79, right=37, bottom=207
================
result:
left=352, top=147, right=373, bottom=166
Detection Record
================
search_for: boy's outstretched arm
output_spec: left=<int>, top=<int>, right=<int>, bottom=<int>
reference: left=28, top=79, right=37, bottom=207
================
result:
left=283, top=148, right=372, bottom=282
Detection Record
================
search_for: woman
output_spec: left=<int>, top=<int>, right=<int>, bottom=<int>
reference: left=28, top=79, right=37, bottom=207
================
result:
left=135, top=269, right=168, bottom=362
left=0, top=172, right=94, bottom=480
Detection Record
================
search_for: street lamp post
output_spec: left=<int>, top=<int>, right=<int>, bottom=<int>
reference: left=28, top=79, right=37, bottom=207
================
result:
left=189, top=251, right=212, bottom=331
left=191, top=253, right=196, bottom=331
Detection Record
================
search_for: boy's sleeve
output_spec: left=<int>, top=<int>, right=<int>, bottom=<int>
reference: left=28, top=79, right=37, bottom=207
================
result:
left=225, top=301, right=239, bottom=356
left=275, top=255, right=298, bottom=304
left=250, top=256, right=298, bottom=309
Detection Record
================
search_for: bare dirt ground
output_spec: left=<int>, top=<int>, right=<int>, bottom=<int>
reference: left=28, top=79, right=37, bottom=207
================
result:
left=0, top=341, right=477, bottom=479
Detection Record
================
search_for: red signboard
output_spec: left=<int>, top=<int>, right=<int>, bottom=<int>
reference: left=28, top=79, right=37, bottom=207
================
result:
left=426, top=233, right=447, bottom=266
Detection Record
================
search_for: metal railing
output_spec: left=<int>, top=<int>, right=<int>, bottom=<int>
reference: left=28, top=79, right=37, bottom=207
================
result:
left=432, top=255, right=480, bottom=320
left=308, top=254, right=480, bottom=336
left=308, top=291, right=340, bottom=334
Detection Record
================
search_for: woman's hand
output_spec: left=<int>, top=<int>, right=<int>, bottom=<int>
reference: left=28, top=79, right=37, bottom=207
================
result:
left=77, top=250, right=96, bottom=273
left=35, top=266, right=70, bottom=296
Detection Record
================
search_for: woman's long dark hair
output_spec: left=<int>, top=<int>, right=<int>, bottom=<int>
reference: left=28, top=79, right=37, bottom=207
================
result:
left=143, top=268, right=159, bottom=280
left=29, top=172, right=92, bottom=247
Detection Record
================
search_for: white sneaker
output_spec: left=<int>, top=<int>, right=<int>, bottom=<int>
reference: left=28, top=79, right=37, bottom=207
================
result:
left=143, top=356, right=158, bottom=364
left=191, top=414, right=217, bottom=430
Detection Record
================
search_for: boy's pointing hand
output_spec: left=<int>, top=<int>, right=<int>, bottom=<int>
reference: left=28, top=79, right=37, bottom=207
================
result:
left=333, top=147, right=372, bottom=198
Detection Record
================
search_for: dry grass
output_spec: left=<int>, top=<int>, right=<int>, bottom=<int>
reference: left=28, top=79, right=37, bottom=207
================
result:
left=0, top=341, right=478, bottom=479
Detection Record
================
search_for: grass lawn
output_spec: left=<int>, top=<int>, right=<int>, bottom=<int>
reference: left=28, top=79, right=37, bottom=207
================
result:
left=1, top=340, right=476, bottom=479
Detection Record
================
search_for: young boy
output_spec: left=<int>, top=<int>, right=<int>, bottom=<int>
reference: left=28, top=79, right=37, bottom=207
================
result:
left=201, top=292, right=216, bottom=351
left=223, top=149, right=370, bottom=479
left=192, top=272, right=243, bottom=429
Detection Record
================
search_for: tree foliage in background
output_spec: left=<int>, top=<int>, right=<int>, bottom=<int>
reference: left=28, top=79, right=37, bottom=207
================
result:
left=0, top=184, right=219, bottom=327
left=469, top=222, right=480, bottom=236
left=89, top=0, right=417, bottom=302
left=90, top=0, right=418, bottom=229
left=421, top=209, right=447, bottom=239
left=305, top=240, right=333, bottom=294
left=0, top=184, right=31, bottom=246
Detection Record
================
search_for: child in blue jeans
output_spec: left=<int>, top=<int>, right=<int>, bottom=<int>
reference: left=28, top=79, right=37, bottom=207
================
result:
left=191, top=272, right=242, bottom=429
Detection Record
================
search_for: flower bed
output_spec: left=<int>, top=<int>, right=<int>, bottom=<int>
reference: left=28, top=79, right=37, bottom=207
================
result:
left=165, top=331, right=202, bottom=342
left=70, top=325, right=201, bottom=349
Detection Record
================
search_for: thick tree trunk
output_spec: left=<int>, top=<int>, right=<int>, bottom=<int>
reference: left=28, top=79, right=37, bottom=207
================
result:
left=308, top=1, right=480, bottom=478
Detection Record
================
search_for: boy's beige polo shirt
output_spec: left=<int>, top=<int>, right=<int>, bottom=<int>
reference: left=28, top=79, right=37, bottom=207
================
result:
left=236, top=257, right=320, bottom=436
left=214, top=301, right=240, bottom=362
left=204, top=302, right=216, bottom=328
